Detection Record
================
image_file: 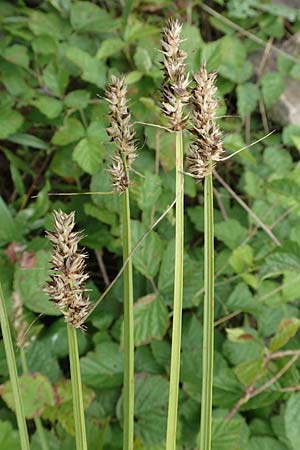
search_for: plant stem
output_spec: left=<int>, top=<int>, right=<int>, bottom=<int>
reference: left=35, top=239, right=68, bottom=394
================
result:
left=199, top=173, right=214, bottom=450
left=19, top=348, right=49, bottom=450
left=122, top=187, right=134, bottom=450
left=166, top=130, right=184, bottom=450
left=67, top=325, right=88, bottom=450
left=0, top=282, right=30, bottom=450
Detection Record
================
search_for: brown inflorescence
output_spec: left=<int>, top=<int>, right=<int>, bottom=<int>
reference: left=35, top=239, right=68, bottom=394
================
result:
left=187, top=64, right=223, bottom=181
left=44, top=210, right=90, bottom=330
left=161, top=18, right=190, bottom=131
left=105, top=75, right=136, bottom=193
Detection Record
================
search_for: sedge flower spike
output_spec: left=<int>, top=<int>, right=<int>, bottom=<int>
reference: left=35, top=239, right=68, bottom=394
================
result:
left=187, top=64, right=223, bottom=180
left=44, top=210, right=90, bottom=330
left=105, top=75, right=136, bottom=193
left=161, top=18, right=190, bottom=131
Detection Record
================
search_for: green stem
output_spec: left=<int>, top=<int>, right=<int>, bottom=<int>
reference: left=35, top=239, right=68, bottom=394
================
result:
left=67, top=325, right=88, bottom=450
left=0, top=282, right=30, bottom=450
left=19, top=348, right=49, bottom=450
left=122, top=187, right=134, bottom=450
left=166, top=130, right=184, bottom=450
left=199, top=173, right=214, bottom=450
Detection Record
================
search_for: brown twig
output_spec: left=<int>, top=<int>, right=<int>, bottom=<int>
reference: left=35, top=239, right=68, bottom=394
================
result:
left=95, top=250, right=110, bottom=287
left=226, top=351, right=300, bottom=420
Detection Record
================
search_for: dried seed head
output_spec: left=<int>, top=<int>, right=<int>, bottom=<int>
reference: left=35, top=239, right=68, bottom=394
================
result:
left=12, top=291, right=28, bottom=348
left=161, top=18, right=190, bottom=131
left=105, top=75, right=136, bottom=193
left=44, top=210, right=90, bottom=330
left=187, top=64, right=223, bottom=180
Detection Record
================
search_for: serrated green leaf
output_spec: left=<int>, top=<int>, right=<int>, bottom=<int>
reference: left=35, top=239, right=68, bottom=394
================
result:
left=0, top=196, right=20, bottom=242
left=0, top=420, right=20, bottom=450
left=237, top=82, right=259, bottom=119
left=1, top=373, right=54, bottom=418
left=3, top=45, right=29, bottom=69
left=234, top=358, right=266, bottom=386
left=215, top=219, right=248, bottom=249
left=64, top=90, right=91, bottom=109
left=14, top=249, right=61, bottom=316
left=96, top=38, right=125, bottom=59
left=247, top=436, right=286, bottom=450
left=261, top=72, right=285, bottom=107
left=7, top=133, right=49, bottom=149
left=31, top=96, right=63, bottom=119
left=133, top=294, right=169, bottom=346
left=0, top=107, right=23, bottom=139
left=65, top=46, right=106, bottom=88
left=80, top=342, right=123, bottom=388
left=131, top=220, right=162, bottom=278
left=73, top=137, right=104, bottom=174
left=212, top=410, right=249, bottom=450
left=70, top=1, right=116, bottom=33
left=52, top=118, right=84, bottom=146
left=285, top=392, right=300, bottom=450
left=269, top=318, right=300, bottom=351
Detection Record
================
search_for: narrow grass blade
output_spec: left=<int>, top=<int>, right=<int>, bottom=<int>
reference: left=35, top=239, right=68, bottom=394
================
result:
left=199, top=173, right=214, bottom=450
left=0, top=282, right=30, bottom=450
left=166, top=130, right=184, bottom=450
left=67, top=325, right=88, bottom=450
left=122, top=187, right=134, bottom=450
left=19, top=348, right=49, bottom=450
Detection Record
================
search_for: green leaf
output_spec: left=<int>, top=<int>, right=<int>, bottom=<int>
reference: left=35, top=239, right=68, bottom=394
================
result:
left=14, top=249, right=61, bottom=316
left=29, top=11, right=70, bottom=39
left=0, top=107, right=23, bottom=139
left=133, top=294, right=169, bottom=346
left=262, top=241, right=300, bottom=275
left=0, top=420, right=20, bottom=450
left=285, top=392, right=300, bottom=450
left=3, top=45, right=29, bottom=69
left=229, top=245, right=253, bottom=273
left=96, top=38, right=125, bottom=59
left=261, top=72, right=285, bottom=107
left=218, top=36, right=252, bottom=83
left=269, top=318, right=300, bottom=351
left=226, top=283, right=260, bottom=315
left=136, top=173, right=162, bottom=212
left=0, top=196, right=20, bottom=242
left=212, top=410, right=249, bottom=450
left=42, top=379, right=94, bottom=435
left=52, top=118, right=85, bottom=146
left=134, top=47, right=152, bottom=73
left=80, top=342, right=123, bottom=388
left=234, top=358, right=266, bottom=386
left=215, top=219, right=248, bottom=249
left=237, top=83, right=260, bottom=119
left=1, top=373, right=54, bottom=419
left=247, top=436, right=287, bottom=450
left=131, top=220, right=162, bottom=278
left=73, top=137, right=104, bottom=175
left=31, top=96, right=63, bottom=119
left=70, top=1, right=116, bottom=33
left=64, top=90, right=91, bottom=109
left=7, top=133, right=49, bottom=149
left=134, top=374, right=169, bottom=448
left=65, top=46, right=106, bottom=88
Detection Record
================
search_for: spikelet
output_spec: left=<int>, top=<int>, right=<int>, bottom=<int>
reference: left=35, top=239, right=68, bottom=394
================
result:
left=105, top=75, right=136, bottom=193
left=187, top=64, right=223, bottom=180
left=161, top=18, right=190, bottom=131
left=12, top=291, right=28, bottom=348
left=44, top=210, right=90, bottom=330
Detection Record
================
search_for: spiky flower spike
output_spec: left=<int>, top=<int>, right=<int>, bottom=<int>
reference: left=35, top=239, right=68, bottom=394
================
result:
left=161, top=18, right=190, bottom=131
left=106, top=75, right=136, bottom=193
left=187, top=64, right=223, bottom=180
left=44, top=210, right=90, bottom=329
left=12, top=292, right=28, bottom=348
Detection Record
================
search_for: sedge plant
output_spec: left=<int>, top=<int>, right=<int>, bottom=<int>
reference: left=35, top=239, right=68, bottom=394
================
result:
left=187, top=65, right=223, bottom=450
left=0, top=282, right=30, bottom=450
left=44, top=210, right=90, bottom=450
left=161, top=19, right=190, bottom=450
left=105, top=75, right=137, bottom=450
left=12, top=292, right=49, bottom=450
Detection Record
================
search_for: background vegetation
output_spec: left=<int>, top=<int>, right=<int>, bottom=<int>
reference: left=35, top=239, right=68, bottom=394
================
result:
left=1, top=0, right=300, bottom=449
